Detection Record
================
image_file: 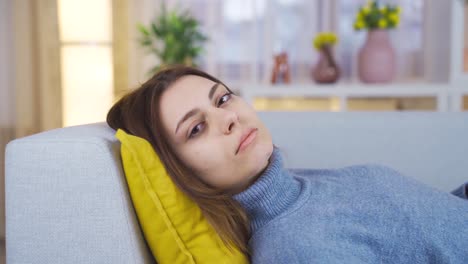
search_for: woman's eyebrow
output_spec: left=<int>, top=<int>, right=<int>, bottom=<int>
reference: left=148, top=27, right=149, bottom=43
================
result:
left=175, top=108, right=199, bottom=134
left=175, top=82, right=220, bottom=135
left=208, top=82, right=220, bottom=100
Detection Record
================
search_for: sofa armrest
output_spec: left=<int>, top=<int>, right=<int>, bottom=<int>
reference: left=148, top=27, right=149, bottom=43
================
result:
left=5, top=123, right=155, bottom=264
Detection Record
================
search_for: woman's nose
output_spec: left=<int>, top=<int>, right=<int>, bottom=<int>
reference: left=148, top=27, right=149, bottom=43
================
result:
left=222, top=110, right=239, bottom=134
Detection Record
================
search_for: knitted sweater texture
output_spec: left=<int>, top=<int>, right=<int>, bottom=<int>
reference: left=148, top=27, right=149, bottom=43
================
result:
left=233, top=149, right=468, bottom=263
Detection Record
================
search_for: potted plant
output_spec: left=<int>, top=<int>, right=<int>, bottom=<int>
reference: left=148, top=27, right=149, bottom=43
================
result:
left=137, top=2, right=208, bottom=73
left=354, top=1, right=401, bottom=83
left=312, top=32, right=340, bottom=84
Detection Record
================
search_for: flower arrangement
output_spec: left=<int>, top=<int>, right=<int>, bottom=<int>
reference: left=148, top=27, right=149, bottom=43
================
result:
left=353, top=1, right=401, bottom=31
left=137, top=2, right=207, bottom=73
left=313, top=32, right=338, bottom=50
left=311, top=32, right=340, bottom=83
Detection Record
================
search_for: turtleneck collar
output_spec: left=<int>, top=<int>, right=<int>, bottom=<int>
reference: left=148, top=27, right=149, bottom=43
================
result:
left=233, top=148, right=302, bottom=233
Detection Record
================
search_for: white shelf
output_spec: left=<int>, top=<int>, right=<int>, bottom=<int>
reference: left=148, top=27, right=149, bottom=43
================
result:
left=449, top=87, right=468, bottom=111
left=241, top=83, right=450, bottom=98
left=454, top=87, right=468, bottom=94
left=240, top=82, right=463, bottom=112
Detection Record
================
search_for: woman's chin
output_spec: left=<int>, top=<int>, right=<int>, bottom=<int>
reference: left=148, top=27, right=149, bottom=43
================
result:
left=250, top=142, right=274, bottom=175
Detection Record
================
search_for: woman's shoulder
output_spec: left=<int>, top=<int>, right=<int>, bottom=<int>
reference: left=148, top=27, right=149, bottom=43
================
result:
left=288, top=164, right=417, bottom=195
left=289, top=163, right=403, bottom=180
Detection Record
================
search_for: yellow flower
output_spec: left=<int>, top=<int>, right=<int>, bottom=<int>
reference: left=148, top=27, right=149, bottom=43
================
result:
left=313, top=38, right=322, bottom=49
left=354, top=20, right=365, bottom=30
left=389, top=13, right=398, bottom=23
left=378, top=19, right=388, bottom=29
left=357, top=12, right=364, bottom=20
left=353, top=1, right=401, bottom=31
left=324, top=33, right=335, bottom=44
left=362, top=7, right=370, bottom=15
left=358, top=18, right=365, bottom=26
left=314, top=32, right=338, bottom=49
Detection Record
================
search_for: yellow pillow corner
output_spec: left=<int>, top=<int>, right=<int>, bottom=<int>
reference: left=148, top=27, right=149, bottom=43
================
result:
left=115, top=129, right=248, bottom=264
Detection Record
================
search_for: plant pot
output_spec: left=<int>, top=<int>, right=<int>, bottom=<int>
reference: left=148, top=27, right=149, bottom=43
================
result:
left=358, top=29, right=396, bottom=83
left=312, top=45, right=340, bottom=84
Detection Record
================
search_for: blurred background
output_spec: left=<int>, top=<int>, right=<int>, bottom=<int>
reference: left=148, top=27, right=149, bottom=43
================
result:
left=0, top=0, right=467, bottom=261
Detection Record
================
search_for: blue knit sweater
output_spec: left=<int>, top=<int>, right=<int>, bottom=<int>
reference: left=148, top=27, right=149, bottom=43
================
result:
left=233, top=149, right=468, bottom=263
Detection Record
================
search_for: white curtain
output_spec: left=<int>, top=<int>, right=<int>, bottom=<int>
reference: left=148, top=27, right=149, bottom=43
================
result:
left=464, top=4, right=468, bottom=73
left=0, top=0, right=62, bottom=240
left=0, top=0, right=14, bottom=240
left=133, top=0, right=321, bottom=86
left=129, top=0, right=439, bottom=88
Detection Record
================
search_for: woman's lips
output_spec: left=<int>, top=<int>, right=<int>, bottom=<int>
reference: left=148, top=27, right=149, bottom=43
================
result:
left=236, top=128, right=258, bottom=155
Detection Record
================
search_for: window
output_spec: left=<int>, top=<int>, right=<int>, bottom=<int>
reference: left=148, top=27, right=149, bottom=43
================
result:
left=133, top=0, right=463, bottom=112
left=464, top=4, right=468, bottom=73
left=156, top=0, right=426, bottom=86
left=58, top=0, right=114, bottom=126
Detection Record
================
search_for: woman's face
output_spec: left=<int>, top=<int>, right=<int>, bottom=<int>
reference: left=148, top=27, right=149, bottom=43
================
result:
left=160, top=75, right=273, bottom=193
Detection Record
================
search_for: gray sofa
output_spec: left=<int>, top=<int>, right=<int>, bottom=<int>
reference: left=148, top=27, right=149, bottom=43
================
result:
left=5, top=112, right=468, bottom=264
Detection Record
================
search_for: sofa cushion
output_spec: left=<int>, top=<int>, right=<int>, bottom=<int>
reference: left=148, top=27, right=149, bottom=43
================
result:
left=116, top=129, right=248, bottom=264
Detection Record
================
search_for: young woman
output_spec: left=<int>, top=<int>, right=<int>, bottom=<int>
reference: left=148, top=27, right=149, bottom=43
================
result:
left=107, top=66, right=468, bottom=263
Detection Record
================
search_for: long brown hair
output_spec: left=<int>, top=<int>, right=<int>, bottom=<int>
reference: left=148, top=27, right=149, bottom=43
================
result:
left=107, top=66, right=250, bottom=255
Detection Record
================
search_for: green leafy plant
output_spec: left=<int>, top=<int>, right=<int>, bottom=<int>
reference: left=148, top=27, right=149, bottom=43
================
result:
left=137, top=2, right=207, bottom=73
left=353, top=1, right=401, bottom=31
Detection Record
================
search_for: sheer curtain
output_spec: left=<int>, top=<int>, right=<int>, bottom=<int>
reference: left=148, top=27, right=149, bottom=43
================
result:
left=1, top=0, right=62, bottom=240
left=130, top=0, right=440, bottom=89
left=0, top=0, right=14, bottom=241
left=130, top=0, right=321, bottom=88
left=167, top=0, right=321, bottom=86
left=464, top=4, right=468, bottom=73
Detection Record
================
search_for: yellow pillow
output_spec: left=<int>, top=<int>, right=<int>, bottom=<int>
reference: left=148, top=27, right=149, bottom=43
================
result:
left=116, top=129, right=248, bottom=264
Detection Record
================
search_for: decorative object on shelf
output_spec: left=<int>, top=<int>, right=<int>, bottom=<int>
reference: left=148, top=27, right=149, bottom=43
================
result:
left=137, top=1, right=207, bottom=73
left=354, top=1, right=401, bottom=83
left=271, top=52, right=291, bottom=84
left=312, top=32, right=340, bottom=84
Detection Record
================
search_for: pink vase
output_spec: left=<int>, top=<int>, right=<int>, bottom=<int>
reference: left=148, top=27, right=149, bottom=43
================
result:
left=358, top=30, right=396, bottom=83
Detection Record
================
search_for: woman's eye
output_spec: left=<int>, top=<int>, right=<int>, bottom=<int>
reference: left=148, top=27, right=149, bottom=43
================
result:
left=217, top=93, right=232, bottom=107
left=189, top=122, right=205, bottom=139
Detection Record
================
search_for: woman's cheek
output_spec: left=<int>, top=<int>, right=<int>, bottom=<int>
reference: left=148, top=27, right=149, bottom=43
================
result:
left=187, top=143, right=212, bottom=168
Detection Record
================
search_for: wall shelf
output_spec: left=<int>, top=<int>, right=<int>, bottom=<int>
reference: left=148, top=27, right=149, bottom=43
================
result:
left=449, top=86, right=468, bottom=111
left=240, top=83, right=466, bottom=112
